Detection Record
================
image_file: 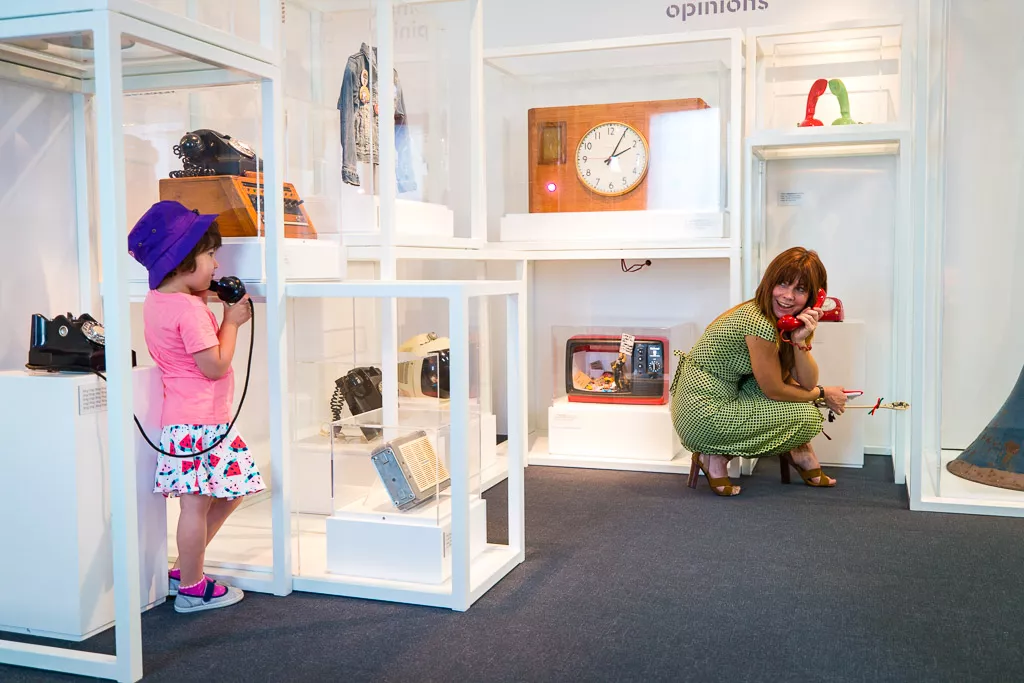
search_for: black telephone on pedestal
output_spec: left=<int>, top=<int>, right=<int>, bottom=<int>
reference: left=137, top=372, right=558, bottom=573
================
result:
left=25, top=312, right=131, bottom=373
left=170, top=129, right=262, bottom=178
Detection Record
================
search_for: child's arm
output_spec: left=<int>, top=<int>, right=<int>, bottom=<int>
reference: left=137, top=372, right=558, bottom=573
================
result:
left=193, top=295, right=252, bottom=380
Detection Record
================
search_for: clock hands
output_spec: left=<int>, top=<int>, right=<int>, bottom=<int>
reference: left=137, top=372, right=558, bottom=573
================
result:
left=604, top=127, right=628, bottom=165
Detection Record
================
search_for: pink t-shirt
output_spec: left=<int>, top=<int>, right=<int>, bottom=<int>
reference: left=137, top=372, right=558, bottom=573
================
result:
left=143, top=290, right=234, bottom=427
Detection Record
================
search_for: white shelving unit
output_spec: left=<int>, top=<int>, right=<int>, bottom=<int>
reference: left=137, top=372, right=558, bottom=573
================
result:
left=480, top=30, right=745, bottom=475
left=0, top=2, right=285, bottom=681
left=742, top=17, right=915, bottom=485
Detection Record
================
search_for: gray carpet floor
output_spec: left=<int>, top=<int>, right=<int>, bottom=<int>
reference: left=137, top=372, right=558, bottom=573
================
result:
left=4, top=456, right=1024, bottom=682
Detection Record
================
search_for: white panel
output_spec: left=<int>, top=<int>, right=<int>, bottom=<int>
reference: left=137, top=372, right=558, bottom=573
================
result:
left=484, top=0, right=916, bottom=48
left=940, top=0, right=1024, bottom=449
left=763, top=155, right=895, bottom=451
left=530, top=258, right=729, bottom=431
left=0, top=82, right=80, bottom=371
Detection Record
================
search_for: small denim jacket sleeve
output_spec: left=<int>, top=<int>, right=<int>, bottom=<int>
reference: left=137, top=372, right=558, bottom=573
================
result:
left=393, top=69, right=417, bottom=193
left=339, top=56, right=361, bottom=187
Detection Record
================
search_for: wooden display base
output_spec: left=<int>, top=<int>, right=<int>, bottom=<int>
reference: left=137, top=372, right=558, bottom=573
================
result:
left=159, top=172, right=317, bottom=239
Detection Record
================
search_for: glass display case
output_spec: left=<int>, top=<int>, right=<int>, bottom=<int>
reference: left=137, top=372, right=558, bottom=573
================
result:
left=483, top=31, right=741, bottom=250
left=743, top=19, right=914, bottom=481
left=747, top=21, right=907, bottom=133
left=910, top=2, right=1024, bottom=517
left=484, top=32, right=742, bottom=248
left=285, top=0, right=482, bottom=248
left=0, top=1, right=287, bottom=678
left=284, top=279, right=524, bottom=609
left=530, top=323, right=697, bottom=472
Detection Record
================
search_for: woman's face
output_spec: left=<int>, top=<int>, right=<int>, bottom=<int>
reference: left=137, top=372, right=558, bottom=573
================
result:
left=771, top=280, right=810, bottom=319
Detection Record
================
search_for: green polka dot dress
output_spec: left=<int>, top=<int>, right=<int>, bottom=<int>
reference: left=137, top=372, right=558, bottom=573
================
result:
left=670, top=301, right=822, bottom=458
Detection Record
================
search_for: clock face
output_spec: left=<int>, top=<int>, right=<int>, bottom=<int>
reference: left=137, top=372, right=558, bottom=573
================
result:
left=575, top=122, right=649, bottom=197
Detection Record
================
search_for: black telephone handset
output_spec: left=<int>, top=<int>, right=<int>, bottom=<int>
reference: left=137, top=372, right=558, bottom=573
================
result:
left=170, top=129, right=262, bottom=178
left=209, top=276, right=248, bottom=305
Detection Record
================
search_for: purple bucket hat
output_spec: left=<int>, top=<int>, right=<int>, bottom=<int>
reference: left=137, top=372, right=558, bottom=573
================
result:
left=127, top=200, right=217, bottom=290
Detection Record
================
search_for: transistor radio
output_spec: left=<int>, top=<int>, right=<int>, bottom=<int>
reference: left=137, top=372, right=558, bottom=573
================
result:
left=370, top=430, right=451, bottom=511
left=565, top=335, right=669, bottom=405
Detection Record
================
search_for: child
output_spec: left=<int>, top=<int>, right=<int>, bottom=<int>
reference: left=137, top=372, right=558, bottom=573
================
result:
left=128, top=200, right=264, bottom=614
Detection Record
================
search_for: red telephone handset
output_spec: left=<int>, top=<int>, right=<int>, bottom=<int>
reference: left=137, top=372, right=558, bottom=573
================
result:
left=777, top=288, right=827, bottom=333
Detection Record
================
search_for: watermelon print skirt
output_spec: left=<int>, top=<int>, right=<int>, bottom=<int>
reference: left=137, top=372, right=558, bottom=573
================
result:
left=154, top=424, right=266, bottom=500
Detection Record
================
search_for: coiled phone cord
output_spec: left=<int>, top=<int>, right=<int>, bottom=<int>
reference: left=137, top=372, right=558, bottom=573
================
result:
left=92, top=300, right=255, bottom=459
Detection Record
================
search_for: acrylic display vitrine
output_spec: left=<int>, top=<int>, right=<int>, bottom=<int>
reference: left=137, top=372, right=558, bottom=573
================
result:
left=283, top=278, right=525, bottom=610
left=528, top=322, right=697, bottom=474
left=0, top=1, right=288, bottom=680
left=484, top=30, right=743, bottom=250
left=285, top=0, right=485, bottom=249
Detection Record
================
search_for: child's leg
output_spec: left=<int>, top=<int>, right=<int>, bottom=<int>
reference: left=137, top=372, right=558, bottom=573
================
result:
left=177, top=494, right=213, bottom=587
left=169, top=497, right=245, bottom=572
left=205, top=497, right=245, bottom=544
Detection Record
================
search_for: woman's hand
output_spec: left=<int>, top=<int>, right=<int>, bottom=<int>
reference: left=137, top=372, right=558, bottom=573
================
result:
left=823, top=386, right=848, bottom=415
left=789, top=305, right=822, bottom=343
left=223, top=294, right=252, bottom=327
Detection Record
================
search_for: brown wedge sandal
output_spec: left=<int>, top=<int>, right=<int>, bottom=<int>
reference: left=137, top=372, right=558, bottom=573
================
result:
left=779, top=452, right=835, bottom=487
left=687, top=452, right=741, bottom=496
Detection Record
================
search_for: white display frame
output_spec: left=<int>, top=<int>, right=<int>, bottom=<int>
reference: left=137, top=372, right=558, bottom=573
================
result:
left=741, top=18, right=915, bottom=486
left=281, top=279, right=526, bottom=610
left=903, top=0, right=1023, bottom=518
left=0, top=2, right=285, bottom=681
left=483, top=29, right=745, bottom=253
left=479, top=29, right=746, bottom=477
left=290, top=0, right=488, bottom=250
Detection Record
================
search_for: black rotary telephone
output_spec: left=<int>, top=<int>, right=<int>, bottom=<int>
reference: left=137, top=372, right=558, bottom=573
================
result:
left=169, top=129, right=262, bottom=178
left=331, top=366, right=384, bottom=440
left=26, top=312, right=135, bottom=373
left=27, top=277, right=257, bottom=459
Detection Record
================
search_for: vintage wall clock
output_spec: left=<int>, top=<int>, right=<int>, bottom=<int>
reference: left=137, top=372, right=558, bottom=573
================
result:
left=527, top=97, right=709, bottom=213
left=574, top=121, right=649, bottom=197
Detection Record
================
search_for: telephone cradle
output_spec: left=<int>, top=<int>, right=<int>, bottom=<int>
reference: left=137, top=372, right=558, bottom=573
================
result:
left=26, top=313, right=136, bottom=373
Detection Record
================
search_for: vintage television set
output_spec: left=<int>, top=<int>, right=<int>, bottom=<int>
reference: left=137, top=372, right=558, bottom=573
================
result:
left=564, top=334, right=669, bottom=405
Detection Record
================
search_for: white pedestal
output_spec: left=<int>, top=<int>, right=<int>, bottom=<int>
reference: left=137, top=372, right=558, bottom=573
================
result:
left=546, top=397, right=682, bottom=461
left=341, top=186, right=455, bottom=245
left=0, top=368, right=168, bottom=641
left=499, top=210, right=727, bottom=247
left=292, top=411, right=499, bottom=515
left=325, top=494, right=487, bottom=584
left=809, top=321, right=867, bottom=467
left=128, top=236, right=344, bottom=284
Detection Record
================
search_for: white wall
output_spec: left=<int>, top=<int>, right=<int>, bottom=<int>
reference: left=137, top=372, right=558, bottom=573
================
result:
left=763, top=156, right=897, bottom=450
left=484, top=0, right=915, bottom=47
left=939, top=0, right=1024, bottom=449
left=0, top=83, right=80, bottom=371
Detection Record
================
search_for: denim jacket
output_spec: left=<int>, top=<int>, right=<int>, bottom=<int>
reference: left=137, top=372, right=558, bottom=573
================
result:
left=338, top=43, right=417, bottom=193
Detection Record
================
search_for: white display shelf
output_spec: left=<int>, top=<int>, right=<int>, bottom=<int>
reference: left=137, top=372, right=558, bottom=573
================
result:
left=499, top=210, right=729, bottom=246
left=747, top=124, right=910, bottom=160
left=286, top=279, right=523, bottom=299
left=912, top=451, right=1024, bottom=519
left=0, top=0, right=277, bottom=75
left=528, top=434, right=692, bottom=475
left=493, top=243, right=736, bottom=259
left=347, top=245, right=500, bottom=261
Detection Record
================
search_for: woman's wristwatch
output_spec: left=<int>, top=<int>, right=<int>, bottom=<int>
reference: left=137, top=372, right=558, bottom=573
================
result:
left=816, top=385, right=825, bottom=401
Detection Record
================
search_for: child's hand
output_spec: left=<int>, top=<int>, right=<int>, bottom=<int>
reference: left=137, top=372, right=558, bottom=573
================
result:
left=223, top=295, right=252, bottom=327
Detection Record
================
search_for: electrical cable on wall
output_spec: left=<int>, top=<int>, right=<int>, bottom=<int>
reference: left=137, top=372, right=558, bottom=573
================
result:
left=618, top=259, right=651, bottom=272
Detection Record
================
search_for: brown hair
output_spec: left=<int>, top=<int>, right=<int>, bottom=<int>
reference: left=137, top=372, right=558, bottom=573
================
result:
left=753, top=247, right=828, bottom=377
left=158, top=221, right=222, bottom=288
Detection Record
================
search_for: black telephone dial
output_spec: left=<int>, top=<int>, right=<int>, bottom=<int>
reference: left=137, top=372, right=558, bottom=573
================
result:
left=170, top=129, right=262, bottom=178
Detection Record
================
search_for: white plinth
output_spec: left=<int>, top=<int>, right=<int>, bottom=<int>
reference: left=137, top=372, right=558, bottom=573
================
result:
left=0, top=368, right=168, bottom=641
left=341, top=187, right=456, bottom=245
left=326, top=494, right=487, bottom=584
left=499, top=210, right=727, bottom=247
left=127, top=236, right=344, bottom=284
left=808, top=321, right=867, bottom=467
left=545, top=397, right=682, bottom=461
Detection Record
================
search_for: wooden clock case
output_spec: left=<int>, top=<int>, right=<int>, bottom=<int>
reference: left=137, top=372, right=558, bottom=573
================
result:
left=527, top=98, right=709, bottom=213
